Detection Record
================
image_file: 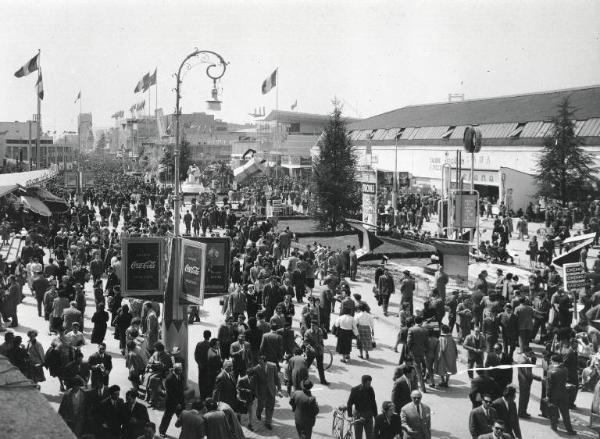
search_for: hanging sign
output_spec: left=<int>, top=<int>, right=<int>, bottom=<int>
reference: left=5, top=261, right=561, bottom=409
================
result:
left=180, top=238, right=207, bottom=305
left=188, top=237, right=232, bottom=296
left=122, top=237, right=165, bottom=297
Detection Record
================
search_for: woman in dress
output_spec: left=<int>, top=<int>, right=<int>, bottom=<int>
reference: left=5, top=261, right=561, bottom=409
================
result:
left=435, top=324, right=458, bottom=388
left=91, top=302, right=109, bottom=344
left=354, top=303, right=374, bottom=360
left=26, top=330, right=46, bottom=383
left=333, top=309, right=358, bottom=363
left=528, top=235, right=539, bottom=269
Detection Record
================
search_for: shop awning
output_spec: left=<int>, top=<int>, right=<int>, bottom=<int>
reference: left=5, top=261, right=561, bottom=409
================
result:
left=0, top=185, right=19, bottom=198
left=27, top=187, right=69, bottom=213
left=20, top=195, right=51, bottom=217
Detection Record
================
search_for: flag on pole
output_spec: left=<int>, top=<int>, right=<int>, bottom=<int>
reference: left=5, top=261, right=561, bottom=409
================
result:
left=261, top=68, right=278, bottom=94
left=134, top=72, right=148, bottom=93
left=74, top=91, right=81, bottom=103
left=142, top=73, right=151, bottom=92
left=36, top=73, right=44, bottom=100
left=291, top=100, right=297, bottom=110
left=149, top=68, right=157, bottom=87
left=14, top=53, right=40, bottom=78
left=130, top=104, right=136, bottom=113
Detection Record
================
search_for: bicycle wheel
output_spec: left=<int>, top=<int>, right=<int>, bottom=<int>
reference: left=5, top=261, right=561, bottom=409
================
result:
left=323, top=346, right=333, bottom=370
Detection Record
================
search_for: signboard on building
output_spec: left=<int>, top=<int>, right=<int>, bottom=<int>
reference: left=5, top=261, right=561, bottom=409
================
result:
left=361, top=173, right=377, bottom=228
left=64, top=171, right=79, bottom=189
left=563, top=262, right=587, bottom=290
left=180, top=238, right=207, bottom=305
left=454, top=193, right=478, bottom=229
left=188, top=237, right=231, bottom=296
left=398, top=172, right=410, bottom=188
left=122, top=237, right=164, bottom=297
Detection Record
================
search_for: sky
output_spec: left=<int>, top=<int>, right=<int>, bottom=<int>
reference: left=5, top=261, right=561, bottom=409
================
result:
left=2, top=0, right=600, bottom=134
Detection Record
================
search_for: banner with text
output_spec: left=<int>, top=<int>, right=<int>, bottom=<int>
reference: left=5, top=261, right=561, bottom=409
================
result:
left=188, top=237, right=232, bottom=296
left=122, top=237, right=165, bottom=297
left=180, top=238, right=207, bottom=305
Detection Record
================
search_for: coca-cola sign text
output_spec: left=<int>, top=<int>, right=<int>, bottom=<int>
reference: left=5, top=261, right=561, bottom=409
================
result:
left=131, top=260, right=157, bottom=270
left=123, top=238, right=163, bottom=296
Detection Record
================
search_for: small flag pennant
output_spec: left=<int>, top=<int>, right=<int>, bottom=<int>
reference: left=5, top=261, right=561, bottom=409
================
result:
left=74, top=91, right=81, bottom=103
left=14, top=53, right=40, bottom=78
left=261, top=68, right=277, bottom=95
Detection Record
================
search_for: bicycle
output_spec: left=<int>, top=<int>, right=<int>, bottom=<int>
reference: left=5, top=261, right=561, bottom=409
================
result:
left=332, top=406, right=364, bottom=439
left=294, top=333, right=333, bottom=370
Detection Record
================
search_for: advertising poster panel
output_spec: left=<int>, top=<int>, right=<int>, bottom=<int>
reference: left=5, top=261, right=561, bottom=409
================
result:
left=188, top=237, right=231, bottom=296
left=180, top=238, right=207, bottom=305
left=122, top=237, right=164, bottom=297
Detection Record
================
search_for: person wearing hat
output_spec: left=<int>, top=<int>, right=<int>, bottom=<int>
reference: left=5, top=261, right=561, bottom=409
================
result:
left=498, top=304, right=518, bottom=360
left=378, top=269, right=396, bottom=316
left=290, top=379, right=319, bottom=439
left=399, top=270, right=415, bottom=316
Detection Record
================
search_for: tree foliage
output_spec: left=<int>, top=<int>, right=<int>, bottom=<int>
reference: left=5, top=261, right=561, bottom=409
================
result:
left=159, top=138, right=192, bottom=182
left=311, top=103, right=360, bottom=232
left=536, top=97, right=597, bottom=204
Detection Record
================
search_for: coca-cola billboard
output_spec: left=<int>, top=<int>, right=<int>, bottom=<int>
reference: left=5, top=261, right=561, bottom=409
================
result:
left=188, top=237, right=231, bottom=297
left=180, top=238, right=206, bottom=305
left=122, top=237, right=164, bottom=297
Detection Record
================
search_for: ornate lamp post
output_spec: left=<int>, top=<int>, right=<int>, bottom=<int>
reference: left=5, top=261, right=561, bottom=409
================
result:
left=164, top=49, right=227, bottom=376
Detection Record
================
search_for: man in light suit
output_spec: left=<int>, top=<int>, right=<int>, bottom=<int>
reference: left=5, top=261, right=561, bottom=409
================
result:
left=253, top=355, right=282, bottom=430
left=225, top=286, right=247, bottom=320
left=62, top=301, right=83, bottom=333
left=400, top=390, right=431, bottom=439
left=469, top=395, right=498, bottom=439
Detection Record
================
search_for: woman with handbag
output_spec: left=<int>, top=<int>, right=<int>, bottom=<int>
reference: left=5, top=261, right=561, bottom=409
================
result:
left=333, top=309, right=358, bottom=363
left=26, top=330, right=46, bottom=383
left=354, top=303, right=375, bottom=360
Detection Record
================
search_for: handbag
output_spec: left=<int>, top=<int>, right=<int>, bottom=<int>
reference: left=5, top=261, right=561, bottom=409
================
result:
left=332, top=325, right=339, bottom=337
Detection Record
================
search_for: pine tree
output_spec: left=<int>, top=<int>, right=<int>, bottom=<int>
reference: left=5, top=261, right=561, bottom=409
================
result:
left=159, top=138, right=192, bottom=182
left=536, top=97, right=596, bottom=204
left=312, top=103, right=360, bottom=232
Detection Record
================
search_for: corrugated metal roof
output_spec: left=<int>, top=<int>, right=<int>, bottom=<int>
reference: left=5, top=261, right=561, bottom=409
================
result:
left=371, top=129, right=389, bottom=141
left=520, top=121, right=543, bottom=138
left=574, top=120, right=586, bottom=135
left=478, top=123, right=517, bottom=138
left=535, top=122, right=554, bottom=137
left=382, top=128, right=402, bottom=140
left=412, top=126, right=449, bottom=139
left=400, top=127, right=418, bottom=140
left=579, top=118, right=600, bottom=137
left=348, top=85, right=600, bottom=130
left=449, top=126, right=468, bottom=140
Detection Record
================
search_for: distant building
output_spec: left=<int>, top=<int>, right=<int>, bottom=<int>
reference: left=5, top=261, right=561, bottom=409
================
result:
left=0, top=121, right=71, bottom=171
left=347, top=85, right=600, bottom=211
left=78, top=113, right=93, bottom=150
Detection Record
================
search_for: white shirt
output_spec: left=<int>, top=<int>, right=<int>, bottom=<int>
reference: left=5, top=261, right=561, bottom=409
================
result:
left=354, top=311, right=374, bottom=329
left=335, top=314, right=358, bottom=334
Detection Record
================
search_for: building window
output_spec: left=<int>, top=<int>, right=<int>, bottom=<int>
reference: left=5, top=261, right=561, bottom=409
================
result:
left=289, top=123, right=300, bottom=133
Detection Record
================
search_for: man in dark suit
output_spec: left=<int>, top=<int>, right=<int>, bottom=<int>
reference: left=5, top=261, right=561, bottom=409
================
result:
left=547, top=353, right=577, bottom=435
left=391, top=366, right=413, bottom=413
left=58, top=377, right=88, bottom=437
left=159, top=363, right=186, bottom=437
left=290, top=379, right=320, bottom=439
left=260, top=325, right=283, bottom=367
left=88, top=342, right=113, bottom=387
left=230, top=333, right=252, bottom=381
left=85, top=380, right=110, bottom=436
left=469, top=395, right=498, bottom=439
left=373, top=401, right=402, bottom=439
left=206, top=338, right=223, bottom=398
left=407, top=316, right=429, bottom=392
left=253, top=355, right=282, bottom=429
left=347, top=375, right=378, bottom=439
left=498, top=305, right=518, bottom=359
left=122, top=389, right=149, bottom=439
left=100, top=385, right=126, bottom=438
left=194, top=330, right=212, bottom=399
left=490, top=386, right=521, bottom=439
left=213, top=359, right=238, bottom=408
left=470, top=370, right=501, bottom=408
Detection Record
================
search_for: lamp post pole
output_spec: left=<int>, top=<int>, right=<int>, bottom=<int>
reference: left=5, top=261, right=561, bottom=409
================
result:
left=163, top=49, right=227, bottom=380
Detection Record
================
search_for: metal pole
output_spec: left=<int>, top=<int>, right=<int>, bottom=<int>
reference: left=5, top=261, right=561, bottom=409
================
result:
left=392, top=134, right=398, bottom=209
left=471, top=152, right=475, bottom=192
left=36, top=88, right=41, bottom=169
left=28, top=121, right=32, bottom=171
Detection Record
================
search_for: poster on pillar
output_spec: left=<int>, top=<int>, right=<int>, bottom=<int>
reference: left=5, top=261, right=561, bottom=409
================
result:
left=188, top=237, right=232, bottom=296
left=121, top=237, right=165, bottom=297
left=180, top=238, right=207, bottom=305
left=361, top=176, right=377, bottom=229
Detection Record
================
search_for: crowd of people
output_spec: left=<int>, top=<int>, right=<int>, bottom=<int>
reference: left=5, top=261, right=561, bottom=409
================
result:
left=1, top=160, right=600, bottom=439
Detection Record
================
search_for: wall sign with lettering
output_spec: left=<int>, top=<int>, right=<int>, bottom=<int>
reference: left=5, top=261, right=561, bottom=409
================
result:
left=180, top=238, right=207, bottom=305
left=122, top=237, right=165, bottom=297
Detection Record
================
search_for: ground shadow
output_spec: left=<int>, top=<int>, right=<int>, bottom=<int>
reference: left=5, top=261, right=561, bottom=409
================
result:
left=431, top=429, right=462, bottom=439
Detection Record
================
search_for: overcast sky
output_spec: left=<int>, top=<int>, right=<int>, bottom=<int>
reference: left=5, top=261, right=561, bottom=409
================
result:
left=2, top=0, right=600, bottom=133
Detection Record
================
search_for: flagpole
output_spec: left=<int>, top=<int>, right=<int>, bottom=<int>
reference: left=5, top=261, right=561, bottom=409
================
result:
left=36, top=51, right=41, bottom=170
left=155, top=70, right=158, bottom=119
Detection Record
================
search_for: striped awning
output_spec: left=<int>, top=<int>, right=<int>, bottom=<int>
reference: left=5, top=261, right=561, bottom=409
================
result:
left=20, top=195, right=51, bottom=217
